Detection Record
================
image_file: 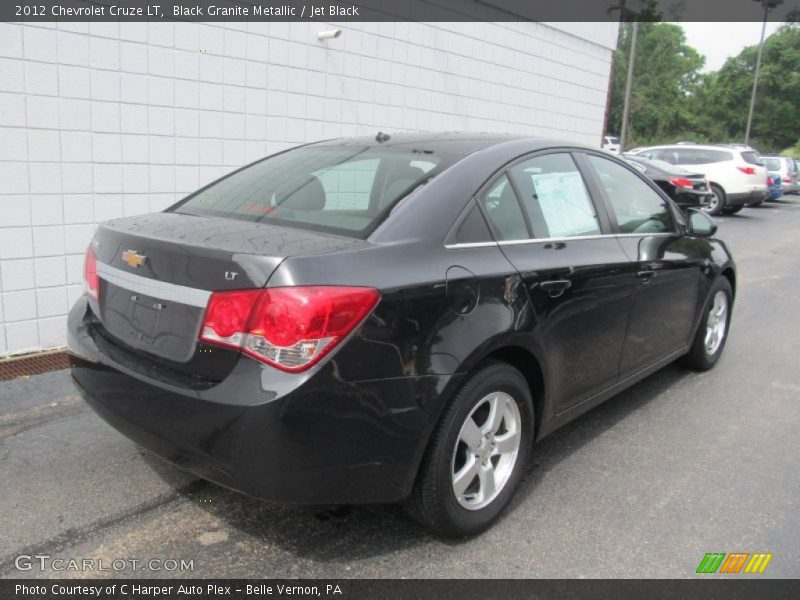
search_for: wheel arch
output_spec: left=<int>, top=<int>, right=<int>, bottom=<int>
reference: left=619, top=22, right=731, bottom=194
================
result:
left=721, top=267, right=736, bottom=298
left=482, top=346, right=545, bottom=440
left=405, top=340, right=549, bottom=498
left=708, top=181, right=726, bottom=195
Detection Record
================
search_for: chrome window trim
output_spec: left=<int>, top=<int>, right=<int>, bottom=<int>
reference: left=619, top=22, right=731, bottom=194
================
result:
left=444, top=232, right=673, bottom=250
left=96, top=262, right=212, bottom=308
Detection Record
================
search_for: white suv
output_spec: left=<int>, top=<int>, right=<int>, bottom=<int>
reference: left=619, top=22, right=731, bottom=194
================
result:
left=629, top=144, right=768, bottom=215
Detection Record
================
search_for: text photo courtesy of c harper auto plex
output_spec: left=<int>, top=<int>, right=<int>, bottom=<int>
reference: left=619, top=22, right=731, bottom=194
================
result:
left=1, top=1, right=799, bottom=599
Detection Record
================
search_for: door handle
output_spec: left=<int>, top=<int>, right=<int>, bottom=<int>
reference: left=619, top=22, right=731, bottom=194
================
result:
left=540, top=280, right=572, bottom=298
left=636, top=270, right=657, bottom=283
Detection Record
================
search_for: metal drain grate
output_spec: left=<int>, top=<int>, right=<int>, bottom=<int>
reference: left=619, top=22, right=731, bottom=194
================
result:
left=0, top=350, right=70, bottom=382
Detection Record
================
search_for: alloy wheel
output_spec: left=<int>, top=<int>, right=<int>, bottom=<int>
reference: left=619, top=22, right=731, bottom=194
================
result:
left=451, top=391, right=521, bottom=510
left=704, top=190, right=720, bottom=213
left=705, top=290, right=728, bottom=355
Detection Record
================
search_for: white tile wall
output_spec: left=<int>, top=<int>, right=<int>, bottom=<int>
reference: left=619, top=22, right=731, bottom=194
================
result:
left=0, top=19, right=617, bottom=355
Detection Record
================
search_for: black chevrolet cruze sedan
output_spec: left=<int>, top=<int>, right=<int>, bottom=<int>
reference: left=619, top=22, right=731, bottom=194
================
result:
left=68, top=133, right=735, bottom=535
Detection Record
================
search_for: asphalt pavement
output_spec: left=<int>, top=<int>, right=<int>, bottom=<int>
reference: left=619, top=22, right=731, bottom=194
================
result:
left=2, top=197, right=799, bottom=579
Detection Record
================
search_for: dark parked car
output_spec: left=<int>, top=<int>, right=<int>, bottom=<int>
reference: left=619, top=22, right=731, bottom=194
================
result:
left=68, top=133, right=736, bottom=536
left=623, top=153, right=712, bottom=211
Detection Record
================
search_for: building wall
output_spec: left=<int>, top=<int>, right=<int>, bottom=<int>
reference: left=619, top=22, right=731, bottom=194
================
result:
left=0, top=18, right=618, bottom=355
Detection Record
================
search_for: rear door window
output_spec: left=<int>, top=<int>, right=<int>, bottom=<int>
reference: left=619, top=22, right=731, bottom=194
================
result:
left=508, top=153, right=601, bottom=239
left=667, top=148, right=732, bottom=165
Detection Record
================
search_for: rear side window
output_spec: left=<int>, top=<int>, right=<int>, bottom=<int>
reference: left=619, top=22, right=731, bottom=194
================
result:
left=664, top=148, right=732, bottom=165
left=509, top=153, right=601, bottom=239
left=586, top=155, right=674, bottom=234
left=172, top=145, right=458, bottom=237
left=479, top=175, right=529, bottom=241
left=740, top=151, right=763, bottom=165
left=454, top=203, right=492, bottom=244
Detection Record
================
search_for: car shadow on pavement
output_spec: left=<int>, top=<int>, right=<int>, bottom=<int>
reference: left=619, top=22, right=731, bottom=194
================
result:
left=143, top=363, right=694, bottom=561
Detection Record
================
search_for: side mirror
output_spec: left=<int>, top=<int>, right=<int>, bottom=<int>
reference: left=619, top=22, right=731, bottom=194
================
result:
left=687, top=209, right=717, bottom=237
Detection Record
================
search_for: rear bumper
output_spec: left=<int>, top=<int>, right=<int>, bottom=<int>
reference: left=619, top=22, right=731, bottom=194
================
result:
left=673, top=191, right=712, bottom=209
left=727, top=189, right=769, bottom=206
left=68, top=298, right=456, bottom=504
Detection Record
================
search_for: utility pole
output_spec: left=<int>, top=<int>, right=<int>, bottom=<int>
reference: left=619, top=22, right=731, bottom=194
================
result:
left=745, top=0, right=783, bottom=145
left=619, top=20, right=639, bottom=152
left=608, top=0, right=643, bottom=152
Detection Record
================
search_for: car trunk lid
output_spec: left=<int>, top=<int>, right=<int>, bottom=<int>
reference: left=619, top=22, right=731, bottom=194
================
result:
left=90, top=212, right=367, bottom=368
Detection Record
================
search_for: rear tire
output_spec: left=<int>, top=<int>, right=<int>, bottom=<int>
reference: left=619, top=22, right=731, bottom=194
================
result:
left=681, top=277, right=733, bottom=371
left=403, top=362, right=534, bottom=536
left=703, top=184, right=726, bottom=216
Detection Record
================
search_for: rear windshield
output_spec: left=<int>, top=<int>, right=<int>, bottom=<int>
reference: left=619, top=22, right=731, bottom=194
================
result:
left=763, top=157, right=782, bottom=171
left=741, top=151, right=763, bottom=165
left=171, top=145, right=461, bottom=237
left=606, top=137, right=619, bottom=144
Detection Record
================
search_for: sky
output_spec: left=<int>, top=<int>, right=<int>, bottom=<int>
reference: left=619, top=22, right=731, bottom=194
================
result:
left=679, top=22, right=782, bottom=72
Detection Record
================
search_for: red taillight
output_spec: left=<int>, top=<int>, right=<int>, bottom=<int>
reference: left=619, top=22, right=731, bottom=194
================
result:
left=737, top=166, right=756, bottom=175
left=668, top=177, right=693, bottom=189
left=200, top=286, right=380, bottom=372
left=84, top=246, right=99, bottom=301
left=783, top=177, right=791, bottom=183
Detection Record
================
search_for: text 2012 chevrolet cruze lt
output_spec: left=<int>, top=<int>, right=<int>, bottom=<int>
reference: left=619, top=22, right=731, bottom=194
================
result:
left=68, top=133, right=735, bottom=535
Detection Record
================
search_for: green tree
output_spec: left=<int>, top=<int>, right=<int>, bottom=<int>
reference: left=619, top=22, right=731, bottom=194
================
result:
left=694, top=24, right=800, bottom=153
left=609, top=22, right=705, bottom=149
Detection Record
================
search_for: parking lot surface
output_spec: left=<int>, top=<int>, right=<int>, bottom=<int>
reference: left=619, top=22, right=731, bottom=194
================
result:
left=2, top=198, right=799, bottom=579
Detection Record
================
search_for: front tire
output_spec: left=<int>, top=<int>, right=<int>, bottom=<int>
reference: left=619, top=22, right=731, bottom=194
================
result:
left=704, top=184, right=726, bottom=216
left=681, top=277, right=733, bottom=370
left=404, top=362, right=534, bottom=536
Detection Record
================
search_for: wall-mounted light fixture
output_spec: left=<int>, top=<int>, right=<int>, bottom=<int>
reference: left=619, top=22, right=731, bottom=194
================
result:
left=317, top=29, right=343, bottom=41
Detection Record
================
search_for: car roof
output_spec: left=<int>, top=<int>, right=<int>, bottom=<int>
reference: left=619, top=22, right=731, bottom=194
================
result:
left=636, top=144, right=743, bottom=152
left=309, top=131, right=596, bottom=156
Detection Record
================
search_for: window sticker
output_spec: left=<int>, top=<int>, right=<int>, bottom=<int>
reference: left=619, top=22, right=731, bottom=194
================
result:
left=530, top=172, right=598, bottom=237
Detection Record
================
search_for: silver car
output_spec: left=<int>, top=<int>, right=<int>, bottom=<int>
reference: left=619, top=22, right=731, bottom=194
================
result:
left=761, top=156, right=799, bottom=195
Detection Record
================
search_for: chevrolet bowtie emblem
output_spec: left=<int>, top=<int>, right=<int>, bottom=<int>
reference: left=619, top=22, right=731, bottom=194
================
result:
left=122, top=250, right=147, bottom=268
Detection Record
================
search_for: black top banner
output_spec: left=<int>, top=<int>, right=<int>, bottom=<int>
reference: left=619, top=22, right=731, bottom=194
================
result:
left=4, top=0, right=800, bottom=22
left=3, top=579, right=800, bottom=600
